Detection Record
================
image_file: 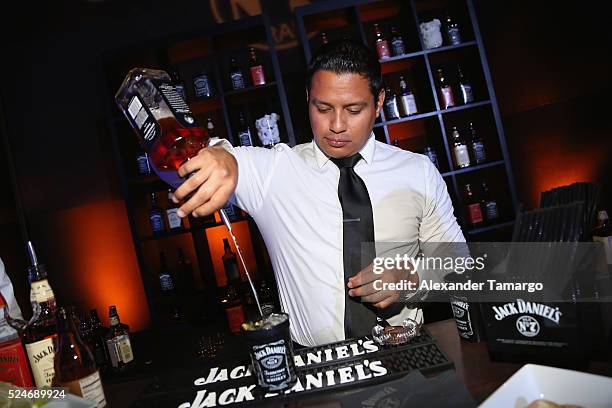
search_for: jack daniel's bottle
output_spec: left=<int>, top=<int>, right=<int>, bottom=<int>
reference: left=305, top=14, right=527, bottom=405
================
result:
left=105, top=306, right=134, bottom=371
left=22, top=241, right=58, bottom=388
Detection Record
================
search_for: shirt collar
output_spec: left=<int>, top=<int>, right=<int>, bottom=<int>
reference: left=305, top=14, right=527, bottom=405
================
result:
left=313, top=132, right=376, bottom=168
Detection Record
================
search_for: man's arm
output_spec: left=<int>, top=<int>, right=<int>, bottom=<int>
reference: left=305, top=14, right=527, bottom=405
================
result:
left=172, top=141, right=278, bottom=217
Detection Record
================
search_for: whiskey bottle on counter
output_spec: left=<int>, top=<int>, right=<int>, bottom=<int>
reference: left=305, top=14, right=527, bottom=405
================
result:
left=390, top=25, right=406, bottom=56
left=23, top=241, right=58, bottom=388
left=383, top=86, right=400, bottom=120
left=457, top=65, right=474, bottom=105
left=0, top=292, right=33, bottom=387
left=480, top=181, right=499, bottom=222
left=148, top=192, right=165, bottom=235
left=445, top=13, right=462, bottom=45
left=54, top=307, right=107, bottom=407
left=229, top=57, right=245, bottom=90
left=166, top=189, right=183, bottom=231
left=237, top=111, right=254, bottom=146
left=373, top=23, right=391, bottom=59
left=248, top=47, right=266, bottom=86
left=87, top=309, right=109, bottom=372
left=221, top=239, right=245, bottom=333
left=451, top=126, right=470, bottom=168
left=464, top=184, right=484, bottom=227
left=105, top=306, right=134, bottom=371
left=437, top=68, right=455, bottom=109
left=398, top=76, right=418, bottom=116
left=469, top=122, right=486, bottom=164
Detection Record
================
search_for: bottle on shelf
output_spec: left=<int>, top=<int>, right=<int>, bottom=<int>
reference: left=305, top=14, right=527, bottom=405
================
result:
left=136, top=151, right=151, bottom=175
left=105, top=305, right=134, bottom=371
left=170, top=70, right=187, bottom=101
left=383, top=86, right=400, bottom=120
left=248, top=47, right=266, bottom=86
left=468, top=122, right=486, bottom=164
left=451, top=126, right=471, bottom=168
left=229, top=57, right=245, bottom=90
left=373, top=23, right=391, bottom=59
left=437, top=68, right=455, bottom=109
left=392, top=139, right=400, bottom=148
left=480, top=181, right=499, bottom=223
left=390, top=25, right=406, bottom=56
left=457, top=65, right=474, bottom=105
left=445, top=13, right=462, bottom=45
left=158, top=251, right=176, bottom=293
left=193, top=69, right=214, bottom=99
left=464, top=184, right=484, bottom=227
left=54, top=307, right=107, bottom=407
left=237, top=111, right=254, bottom=147
left=423, top=146, right=439, bottom=169
left=148, top=192, right=165, bottom=235
left=398, top=75, right=418, bottom=116
left=87, top=309, right=109, bottom=372
left=22, top=241, right=58, bottom=388
left=319, top=31, right=329, bottom=45
left=166, top=188, right=183, bottom=231
left=0, top=292, right=33, bottom=387
left=221, top=239, right=245, bottom=333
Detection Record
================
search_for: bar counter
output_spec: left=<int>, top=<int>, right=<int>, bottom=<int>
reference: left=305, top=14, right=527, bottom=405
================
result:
left=102, top=319, right=612, bottom=407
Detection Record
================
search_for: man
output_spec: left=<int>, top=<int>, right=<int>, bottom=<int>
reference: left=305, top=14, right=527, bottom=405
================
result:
left=173, top=40, right=465, bottom=346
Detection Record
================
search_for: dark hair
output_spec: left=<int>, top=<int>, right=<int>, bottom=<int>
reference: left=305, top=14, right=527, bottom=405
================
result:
left=306, top=39, right=383, bottom=106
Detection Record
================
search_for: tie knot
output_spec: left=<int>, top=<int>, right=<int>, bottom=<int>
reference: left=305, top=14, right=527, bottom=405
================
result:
left=331, top=153, right=362, bottom=169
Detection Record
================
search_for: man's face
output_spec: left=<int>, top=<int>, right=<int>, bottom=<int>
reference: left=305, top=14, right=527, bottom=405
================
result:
left=308, top=70, right=384, bottom=159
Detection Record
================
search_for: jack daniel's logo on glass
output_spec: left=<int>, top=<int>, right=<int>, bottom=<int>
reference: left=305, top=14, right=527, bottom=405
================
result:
left=252, top=339, right=292, bottom=387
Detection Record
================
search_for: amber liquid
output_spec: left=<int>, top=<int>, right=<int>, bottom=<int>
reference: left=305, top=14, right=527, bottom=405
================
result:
left=148, top=116, right=209, bottom=171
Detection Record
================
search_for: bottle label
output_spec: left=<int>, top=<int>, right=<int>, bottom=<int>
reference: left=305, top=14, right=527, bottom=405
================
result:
left=160, top=274, right=175, bottom=291
left=25, top=336, right=56, bottom=388
left=250, top=65, right=266, bottom=86
left=472, top=141, right=486, bottom=163
left=384, top=98, right=400, bottom=120
left=450, top=296, right=474, bottom=338
left=31, top=279, right=55, bottom=304
left=175, top=84, right=186, bottom=102
left=391, top=38, right=405, bottom=55
left=226, top=305, right=245, bottom=333
left=467, top=203, right=484, bottom=224
left=231, top=72, right=245, bottom=89
left=0, top=340, right=34, bottom=387
left=106, top=334, right=133, bottom=367
left=126, top=95, right=160, bottom=151
left=158, top=83, right=198, bottom=128
left=485, top=201, right=499, bottom=220
left=447, top=27, right=461, bottom=45
left=63, top=370, right=107, bottom=408
left=400, top=94, right=418, bottom=116
left=376, top=40, right=391, bottom=59
left=441, top=87, right=455, bottom=109
left=453, top=145, right=470, bottom=168
left=150, top=213, right=164, bottom=233
left=238, top=130, right=253, bottom=146
left=460, top=83, right=474, bottom=104
left=166, top=208, right=183, bottom=230
left=136, top=154, right=151, bottom=175
left=251, top=339, right=294, bottom=389
left=193, top=74, right=212, bottom=98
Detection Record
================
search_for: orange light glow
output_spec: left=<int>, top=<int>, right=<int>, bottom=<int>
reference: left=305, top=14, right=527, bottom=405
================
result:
left=51, top=200, right=151, bottom=331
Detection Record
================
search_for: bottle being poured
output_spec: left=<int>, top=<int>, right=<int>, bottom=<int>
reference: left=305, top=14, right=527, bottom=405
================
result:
left=115, top=68, right=263, bottom=318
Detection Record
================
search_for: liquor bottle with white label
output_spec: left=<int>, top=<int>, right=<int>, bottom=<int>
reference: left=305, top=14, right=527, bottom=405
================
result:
left=105, top=306, right=134, bottom=372
left=22, top=241, right=58, bottom=388
left=437, top=68, right=455, bottom=109
left=54, top=307, right=107, bottom=407
left=451, top=126, right=470, bottom=168
left=398, top=76, right=418, bottom=116
left=237, top=111, right=253, bottom=146
left=165, top=189, right=183, bottom=231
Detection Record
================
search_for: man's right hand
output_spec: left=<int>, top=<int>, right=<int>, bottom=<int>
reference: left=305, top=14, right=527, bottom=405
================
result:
left=172, top=145, right=238, bottom=218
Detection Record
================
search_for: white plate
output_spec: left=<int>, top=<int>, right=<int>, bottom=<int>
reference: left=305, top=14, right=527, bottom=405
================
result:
left=478, top=363, right=612, bottom=408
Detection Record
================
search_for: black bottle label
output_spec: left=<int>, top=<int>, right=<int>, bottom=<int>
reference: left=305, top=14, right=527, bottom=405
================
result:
left=472, top=141, right=486, bottom=163
left=231, top=72, right=245, bottom=89
left=384, top=98, right=400, bottom=120
left=193, top=74, right=212, bottom=98
left=451, top=296, right=474, bottom=339
left=391, top=38, right=405, bottom=55
left=485, top=200, right=499, bottom=220
left=447, top=27, right=461, bottom=45
left=157, top=83, right=198, bottom=129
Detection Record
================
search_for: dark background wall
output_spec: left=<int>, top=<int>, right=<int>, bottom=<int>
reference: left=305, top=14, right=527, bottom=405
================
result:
left=1, top=0, right=610, bottom=330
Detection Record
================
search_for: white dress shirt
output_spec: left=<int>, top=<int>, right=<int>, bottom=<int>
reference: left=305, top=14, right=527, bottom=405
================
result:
left=221, top=133, right=465, bottom=346
left=0, top=257, right=24, bottom=321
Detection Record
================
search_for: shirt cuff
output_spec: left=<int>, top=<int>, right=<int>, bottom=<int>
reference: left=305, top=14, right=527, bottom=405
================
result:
left=209, top=137, right=234, bottom=152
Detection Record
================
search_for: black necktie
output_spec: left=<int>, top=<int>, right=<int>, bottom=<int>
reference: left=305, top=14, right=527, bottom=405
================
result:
left=331, top=153, right=377, bottom=338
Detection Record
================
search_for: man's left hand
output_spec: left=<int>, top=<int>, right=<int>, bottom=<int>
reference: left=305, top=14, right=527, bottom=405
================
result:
left=347, top=263, right=419, bottom=309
